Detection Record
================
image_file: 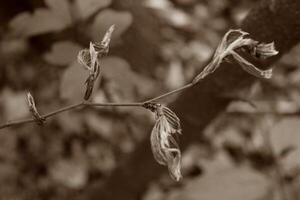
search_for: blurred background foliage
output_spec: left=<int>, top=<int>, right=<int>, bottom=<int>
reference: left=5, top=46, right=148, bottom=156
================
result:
left=0, top=0, right=300, bottom=200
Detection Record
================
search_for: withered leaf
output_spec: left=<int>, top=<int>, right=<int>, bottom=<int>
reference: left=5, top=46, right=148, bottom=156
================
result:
left=192, top=29, right=278, bottom=84
left=150, top=104, right=182, bottom=181
left=231, top=51, right=272, bottom=79
left=26, top=92, right=45, bottom=124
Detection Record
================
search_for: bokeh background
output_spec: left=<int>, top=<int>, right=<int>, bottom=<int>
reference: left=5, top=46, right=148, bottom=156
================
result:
left=0, top=0, right=300, bottom=199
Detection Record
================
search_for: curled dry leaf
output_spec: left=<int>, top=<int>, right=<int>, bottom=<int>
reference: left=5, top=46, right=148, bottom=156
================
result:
left=77, top=25, right=114, bottom=100
left=231, top=51, right=272, bottom=79
left=146, top=103, right=182, bottom=181
left=77, top=25, right=115, bottom=71
left=192, top=29, right=278, bottom=84
left=251, top=42, right=279, bottom=59
left=82, top=43, right=100, bottom=100
left=26, top=92, right=45, bottom=124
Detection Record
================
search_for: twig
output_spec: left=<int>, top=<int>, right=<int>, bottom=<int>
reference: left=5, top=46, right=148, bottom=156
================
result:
left=0, top=102, right=84, bottom=129
left=0, top=101, right=145, bottom=130
left=144, top=83, right=194, bottom=103
left=0, top=83, right=194, bottom=130
left=0, top=27, right=280, bottom=130
left=43, top=102, right=84, bottom=118
left=86, top=102, right=144, bottom=107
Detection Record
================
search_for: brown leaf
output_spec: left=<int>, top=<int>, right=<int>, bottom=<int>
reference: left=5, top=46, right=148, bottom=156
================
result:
left=192, top=29, right=278, bottom=84
left=150, top=104, right=182, bottom=181
left=231, top=51, right=272, bottom=79
left=26, top=92, right=45, bottom=124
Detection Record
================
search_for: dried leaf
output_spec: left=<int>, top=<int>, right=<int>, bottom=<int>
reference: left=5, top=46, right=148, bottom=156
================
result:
left=161, top=106, right=182, bottom=133
left=81, top=42, right=102, bottom=100
left=26, top=92, right=45, bottom=124
left=26, top=92, right=35, bottom=110
left=93, top=24, right=115, bottom=55
left=77, top=25, right=115, bottom=100
left=192, top=29, right=278, bottom=84
left=192, top=29, right=252, bottom=83
left=252, top=42, right=279, bottom=59
left=149, top=104, right=182, bottom=181
left=231, top=51, right=273, bottom=79
left=78, top=26, right=114, bottom=71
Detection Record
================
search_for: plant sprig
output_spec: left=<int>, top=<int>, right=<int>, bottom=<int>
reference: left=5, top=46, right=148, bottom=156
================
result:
left=0, top=27, right=279, bottom=181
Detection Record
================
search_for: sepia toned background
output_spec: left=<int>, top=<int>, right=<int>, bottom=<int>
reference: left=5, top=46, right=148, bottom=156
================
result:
left=0, top=0, right=300, bottom=199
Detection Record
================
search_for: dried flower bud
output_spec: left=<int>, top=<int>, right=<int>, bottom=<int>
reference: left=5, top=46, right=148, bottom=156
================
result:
left=148, top=104, right=182, bottom=181
left=192, top=29, right=278, bottom=83
left=26, top=92, right=45, bottom=125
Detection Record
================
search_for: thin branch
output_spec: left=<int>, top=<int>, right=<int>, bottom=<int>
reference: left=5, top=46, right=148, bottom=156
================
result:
left=86, top=102, right=144, bottom=107
left=0, top=84, right=193, bottom=130
left=0, top=102, right=84, bottom=129
left=0, top=25, right=280, bottom=130
left=43, top=102, right=84, bottom=118
left=0, top=118, right=36, bottom=130
left=144, top=83, right=194, bottom=103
